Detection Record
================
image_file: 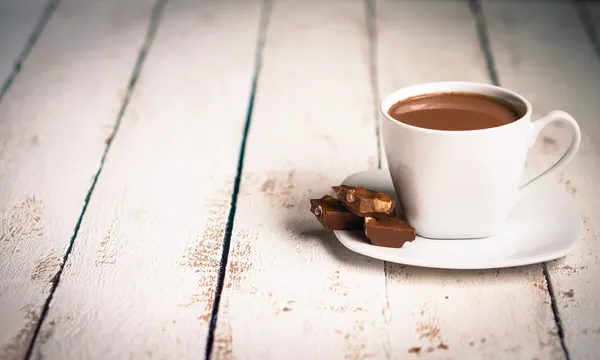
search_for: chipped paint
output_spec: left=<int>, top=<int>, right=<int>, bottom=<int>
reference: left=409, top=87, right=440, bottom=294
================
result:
left=0, top=197, right=44, bottom=242
left=260, top=178, right=275, bottom=193
left=219, top=170, right=386, bottom=358
left=276, top=300, right=295, bottom=315
left=95, top=228, right=117, bottom=266
left=37, top=320, right=56, bottom=346
left=213, top=168, right=385, bottom=359
left=328, top=267, right=349, bottom=296
left=241, top=171, right=324, bottom=210
left=211, top=228, right=255, bottom=359
left=31, top=254, right=61, bottom=283
left=0, top=309, right=38, bottom=360
left=563, top=180, right=577, bottom=194
left=320, top=264, right=379, bottom=360
left=557, top=173, right=577, bottom=194
left=213, top=320, right=233, bottom=360
left=226, top=230, right=253, bottom=291
left=343, top=319, right=368, bottom=360
left=417, top=323, right=441, bottom=342
left=562, top=289, right=575, bottom=298
left=183, top=185, right=232, bottom=323
left=407, top=347, right=421, bottom=354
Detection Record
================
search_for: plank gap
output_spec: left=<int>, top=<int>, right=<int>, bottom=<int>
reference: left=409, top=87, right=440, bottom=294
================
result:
left=575, top=0, right=600, bottom=61
left=22, top=0, right=169, bottom=358
left=543, top=263, right=571, bottom=360
left=203, top=1, right=273, bottom=359
left=368, top=4, right=393, bottom=353
left=364, top=0, right=382, bottom=169
left=0, top=0, right=59, bottom=104
left=469, top=0, right=500, bottom=86
left=474, top=1, right=573, bottom=358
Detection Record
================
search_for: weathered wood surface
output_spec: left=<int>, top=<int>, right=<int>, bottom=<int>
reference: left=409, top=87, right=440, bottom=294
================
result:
left=1, top=0, right=599, bottom=359
left=0, top=0, right=49, bottom=93
left=485, top=1, right=600, bottom=359
left=211, top=0, right=386, bottom=358
left=28, top=0, right=263, bottom=359
left=0, top=0, right=157, bottom=358
left=377, top=1, right=562, bottom=359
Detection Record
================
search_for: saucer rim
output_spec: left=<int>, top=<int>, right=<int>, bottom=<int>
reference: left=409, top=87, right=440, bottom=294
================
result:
left=333, top=169, right=581, bottom=270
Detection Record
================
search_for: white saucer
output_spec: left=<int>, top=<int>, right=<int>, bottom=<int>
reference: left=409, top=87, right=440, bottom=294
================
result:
left=334, top=169, right=581, bottom=269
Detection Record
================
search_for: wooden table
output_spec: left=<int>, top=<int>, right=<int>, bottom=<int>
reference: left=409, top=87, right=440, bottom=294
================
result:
left=0, top=0, right=599, bottom=359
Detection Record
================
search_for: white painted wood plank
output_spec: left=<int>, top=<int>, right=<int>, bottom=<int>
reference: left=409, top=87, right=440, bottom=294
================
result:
left=376, top=1, right=563, bottom=359
left=0, top=0, right=157, bottom=359
left=211, top=0, right=385, bottom=358
left=485, top=1, right=600, bottom=359
left=0, top=0, right=48, bottom=88
left=31, top=0, right=262, bottom=358
left=376, top=0, right=492, bottom=168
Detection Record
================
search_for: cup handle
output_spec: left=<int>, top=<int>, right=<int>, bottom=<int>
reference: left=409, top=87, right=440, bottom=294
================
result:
left=520, top=110, right=581, bottom=194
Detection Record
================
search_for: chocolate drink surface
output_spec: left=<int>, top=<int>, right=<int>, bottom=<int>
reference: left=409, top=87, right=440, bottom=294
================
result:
left=388, top=92, right=524, bottom=131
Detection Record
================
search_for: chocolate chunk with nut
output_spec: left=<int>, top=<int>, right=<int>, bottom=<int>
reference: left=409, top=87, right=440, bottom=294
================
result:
left=310, top=195, right=363, bottom=230
left=364, top=217, right=415, bottom=248
left=331, top=185, right=395, bottom=217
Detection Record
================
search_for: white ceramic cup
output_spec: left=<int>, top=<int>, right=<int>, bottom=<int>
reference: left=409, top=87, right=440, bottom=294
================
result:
left=380, top=82, right=581, bottom=239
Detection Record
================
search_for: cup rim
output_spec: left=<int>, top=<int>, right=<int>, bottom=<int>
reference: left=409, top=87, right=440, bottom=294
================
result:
left=379, top=81, right=533, bottom=135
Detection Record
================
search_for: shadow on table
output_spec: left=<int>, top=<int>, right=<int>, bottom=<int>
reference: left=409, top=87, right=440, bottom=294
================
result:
left=384, top=260, right=563, bottom=292
left=285, top=216, right=384, bottom=271
left=285, top=213, right=562, bottom=291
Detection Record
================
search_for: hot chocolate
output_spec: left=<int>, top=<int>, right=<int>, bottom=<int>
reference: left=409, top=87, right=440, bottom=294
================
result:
left=388, top=92, right=524, bottom=131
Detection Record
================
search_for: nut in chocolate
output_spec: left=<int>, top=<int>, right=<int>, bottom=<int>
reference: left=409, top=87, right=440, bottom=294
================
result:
left=332, top=185, right=395, bottom=217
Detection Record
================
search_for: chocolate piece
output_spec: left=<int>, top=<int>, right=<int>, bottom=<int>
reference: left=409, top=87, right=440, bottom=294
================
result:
left=332, top=185, right=395, bottom=217
left=387, top=208, right=398, bottom=218
left=310, top=195, right=362, bottom=230
left=364, top=217, right=415, bottom=248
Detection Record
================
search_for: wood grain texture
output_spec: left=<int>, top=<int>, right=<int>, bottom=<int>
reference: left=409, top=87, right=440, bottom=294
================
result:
left=29, top=0, right=262, bottom=358
left=376, top=1, right=562, bottom=359
left=0, top=0, right=48, bottom=89
left=0, top=0, right=157, bottom=359
left=211, top=0, right=385, bottom=358
left=484, top=1, right=600, bottom=359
